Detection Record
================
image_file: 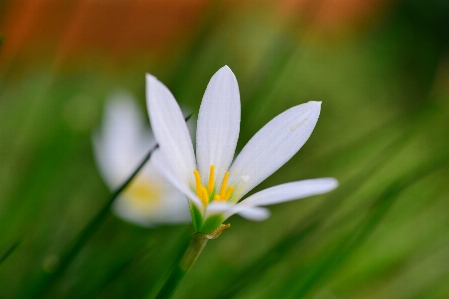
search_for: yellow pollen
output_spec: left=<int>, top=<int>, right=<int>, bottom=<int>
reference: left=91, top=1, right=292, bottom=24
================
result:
left=207, top=165, right=215, bottom=194
left=193, top=166, right=234, bottom=206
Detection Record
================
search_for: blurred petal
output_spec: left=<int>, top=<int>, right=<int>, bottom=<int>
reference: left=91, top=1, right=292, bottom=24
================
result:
left=93, top=92, right=152, bottom=188
left=151, top=149, right=202, bottom=209
left=229, top=101, right=321, bottom=199
left=196, top=66, right=240, bottom=187
left=237, top=178, right=338, bottom=208
left=146, top=74, right=196, bottom=187
left=93, top=92, right=193, bottom=226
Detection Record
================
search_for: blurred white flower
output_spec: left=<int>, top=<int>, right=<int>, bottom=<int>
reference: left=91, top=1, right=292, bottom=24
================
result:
left=146, top=66, right=338, bottom=233
left=93, top=91, right=191, bottom=227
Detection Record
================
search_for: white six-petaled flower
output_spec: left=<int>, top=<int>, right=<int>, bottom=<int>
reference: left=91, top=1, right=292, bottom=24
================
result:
left=93, top=92, right=191, bottom=227
left=146, top=66, right=338, bottom=233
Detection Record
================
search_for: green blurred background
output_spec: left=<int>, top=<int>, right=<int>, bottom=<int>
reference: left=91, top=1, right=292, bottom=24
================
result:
left=1, top=0, right=449, bottom=298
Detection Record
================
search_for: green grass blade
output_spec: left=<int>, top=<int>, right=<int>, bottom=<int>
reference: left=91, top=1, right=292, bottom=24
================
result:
left=289, top=154, right=449, bottom=298
left=0, top=238, right=22, bottom=266
left=31, top=143, right=159, bottom=298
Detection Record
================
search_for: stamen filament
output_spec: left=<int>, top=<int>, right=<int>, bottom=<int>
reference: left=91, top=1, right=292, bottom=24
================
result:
left=219, top=171, right=230, bottom=199
left=225, top=186, right=234, bottom=200
left=207, top=165, right=215, bottom=194
left=193, top=170, right=202, bottom=199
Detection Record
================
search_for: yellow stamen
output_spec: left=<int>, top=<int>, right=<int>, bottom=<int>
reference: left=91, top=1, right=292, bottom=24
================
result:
left=193, top=167, right=235, bottom=206
left=219, top=171, right=230, bottom=199
left=201, top=186, right=209, bottom=205
left=225, top=186, right=234, bottom=200
left=207, top=165, right=215, bottom=194
left=193, top=170, right=202, bottom=199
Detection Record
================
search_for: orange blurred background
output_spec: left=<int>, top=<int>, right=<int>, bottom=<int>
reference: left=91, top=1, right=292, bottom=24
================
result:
left=0, top=0, right=393, bottom=70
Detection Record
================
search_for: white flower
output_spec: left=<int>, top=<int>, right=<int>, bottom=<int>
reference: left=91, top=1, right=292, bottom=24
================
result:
left=93, top=91, right=191, bottom=227
left=146, top=66, right=338, bottom=233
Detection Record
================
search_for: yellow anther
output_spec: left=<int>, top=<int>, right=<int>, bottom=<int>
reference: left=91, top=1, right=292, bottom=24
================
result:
left=194, top=167, right=235, bottom=205
left=201, top=186, right=209, bottom=205
left=193, top=170, right=203, bottom=199
left=225, top=186, right=234, bottom=200
left=219, top=171, right=230, bottom=199
left=208, top=165, right=215, bottom=194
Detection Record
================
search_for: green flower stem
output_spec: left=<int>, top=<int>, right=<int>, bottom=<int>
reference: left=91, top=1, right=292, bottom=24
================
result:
left=154, top=224, right=230, bottom=299
left=154, top=233, right=208, bottom=299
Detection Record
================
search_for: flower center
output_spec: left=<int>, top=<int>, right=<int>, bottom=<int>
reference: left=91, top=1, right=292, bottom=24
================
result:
left=193, top=165, right=234, bottom=206
left=123, top=175, right=162, bottom=212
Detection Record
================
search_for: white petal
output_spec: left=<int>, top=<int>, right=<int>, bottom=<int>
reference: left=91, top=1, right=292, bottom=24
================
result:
left=237, top=178, right=338, bottom=208
left=205, top=176, right=337, bottom=222
left=196, top=66, right=240, bottom=187
left=229, top=101, right=322, bottom=199
left=151, top=149, right=203, bottom=209
left=146, top=74, right=196, bottom=187
left=205, top=203, right=270, bottom=222
left=204, top=202, right=234, bottom=219
left=93, top=92, right=153, bottom=188
left=235, top=206, right=271, bottom=221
